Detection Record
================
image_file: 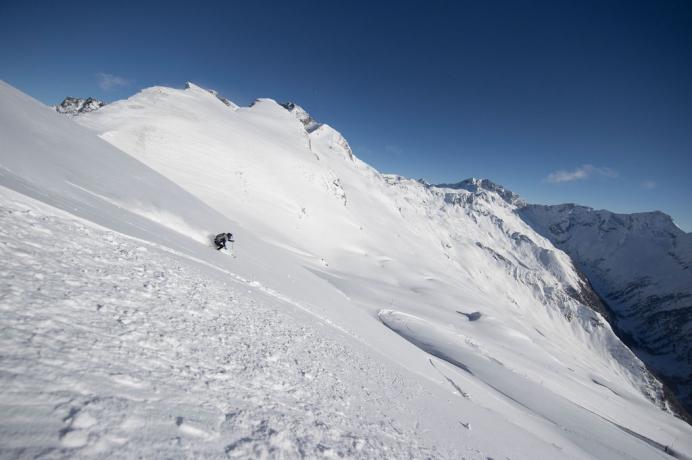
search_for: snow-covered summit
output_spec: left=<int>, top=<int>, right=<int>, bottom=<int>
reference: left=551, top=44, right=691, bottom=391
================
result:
left=184, top=81, right=238, bottom=108
left=526, top=203, right=681, bottom=233
left=436, top=177, right=526, bottom=206
left=54, top=96, right=105, bottom=115
left=276, top=100, right=355, bottom=161
left=279, top=101, right=322, bottom=133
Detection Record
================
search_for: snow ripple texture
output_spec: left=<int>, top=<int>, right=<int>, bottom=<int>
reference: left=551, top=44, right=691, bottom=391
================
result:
left=0, top=201, right=435, bottom=459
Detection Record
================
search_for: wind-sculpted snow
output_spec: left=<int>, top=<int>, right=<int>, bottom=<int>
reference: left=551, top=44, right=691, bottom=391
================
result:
left=3, top=79, right=692, bottom=458
left=378, top=309, right=692, bottom=459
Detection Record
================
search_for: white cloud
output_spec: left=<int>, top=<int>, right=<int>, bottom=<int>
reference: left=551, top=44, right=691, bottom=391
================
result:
left=97, top=73, right=132, bottom=91
left=641, top=180, right=657, bottom=189
left=545, top=164, right=618, bottom=184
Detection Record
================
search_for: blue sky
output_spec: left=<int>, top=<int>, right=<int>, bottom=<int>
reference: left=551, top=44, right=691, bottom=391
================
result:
left=1, top=0, right=691, bottom=230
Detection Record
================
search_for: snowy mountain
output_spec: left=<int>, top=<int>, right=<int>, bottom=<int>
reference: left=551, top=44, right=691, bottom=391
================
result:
left=2, top=79, right=692, bottom=459
left=436, top=177, right=526, bottom=207
left=54, top=96, right=105, bottom=115
left=521, top=203, right=692, bottom=415
left=189, top=82, right=238, bottom=109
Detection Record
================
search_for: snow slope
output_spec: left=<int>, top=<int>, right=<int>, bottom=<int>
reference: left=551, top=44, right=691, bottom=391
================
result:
left=522, top=203, right=692, bottom=415
left=2, top=79, right=692, bottom=458
left=0, top=187, right=444, bottom=458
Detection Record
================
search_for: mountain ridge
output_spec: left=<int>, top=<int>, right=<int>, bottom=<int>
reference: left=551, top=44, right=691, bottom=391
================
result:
left=433, top=177, right=691, bottom=416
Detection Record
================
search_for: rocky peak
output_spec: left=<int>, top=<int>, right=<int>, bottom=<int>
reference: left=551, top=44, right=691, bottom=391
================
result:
left=435, top=178, right=525, bottom=206
left=279, top=101, right=322, bottom=133
left=278, top=101, right=355, bottom=161
left=54, top=97, right=105, bottom=115
left=207, top=89, right=236, bottom=108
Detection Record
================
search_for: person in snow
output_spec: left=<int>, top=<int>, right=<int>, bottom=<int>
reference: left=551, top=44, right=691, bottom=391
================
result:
left=214, top=232, right=234, bottom=250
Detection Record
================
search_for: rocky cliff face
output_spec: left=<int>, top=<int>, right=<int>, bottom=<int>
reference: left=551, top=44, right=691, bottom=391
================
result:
left=436, top=178, right=526, bottom=207
left=55, top=97, right=105, bottom=115
left=521, top=203, right=692, bottom=415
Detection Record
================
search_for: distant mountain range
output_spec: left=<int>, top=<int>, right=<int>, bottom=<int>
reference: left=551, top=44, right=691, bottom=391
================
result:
left=522, top=203, right=692, bottom=415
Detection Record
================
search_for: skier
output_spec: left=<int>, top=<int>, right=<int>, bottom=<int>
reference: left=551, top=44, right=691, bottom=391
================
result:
left=214, top=232, right=234, bottom=250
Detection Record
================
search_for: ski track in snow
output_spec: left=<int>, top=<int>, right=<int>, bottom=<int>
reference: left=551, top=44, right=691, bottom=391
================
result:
left=0, top=200, right=443, bottom=459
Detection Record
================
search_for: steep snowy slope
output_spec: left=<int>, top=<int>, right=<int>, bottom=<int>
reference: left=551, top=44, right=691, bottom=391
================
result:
left=0, top=81, right=481, bottom=458
left=0, top=187, right=445, bottom=458
left=522, top=203, right=692, bottom=414
left=2, top=79, right=692, bottom=458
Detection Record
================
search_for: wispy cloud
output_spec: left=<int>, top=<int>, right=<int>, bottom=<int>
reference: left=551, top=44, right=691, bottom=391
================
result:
left=97, top=73, right=132, bottom=91
left=545, top=164, right=618, bottom=184
left=641, top=180, right=657, bottom=189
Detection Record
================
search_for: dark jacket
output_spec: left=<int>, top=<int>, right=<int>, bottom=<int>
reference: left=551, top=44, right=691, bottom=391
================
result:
left=214, top=233, right=234, bottom=248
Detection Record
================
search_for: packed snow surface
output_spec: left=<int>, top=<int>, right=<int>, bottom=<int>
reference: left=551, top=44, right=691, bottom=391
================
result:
left=1, top=80, right=692, bottom=458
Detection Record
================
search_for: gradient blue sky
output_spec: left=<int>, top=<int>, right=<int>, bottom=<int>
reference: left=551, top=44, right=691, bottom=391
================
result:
left=1, top=0, right=691, bottom=230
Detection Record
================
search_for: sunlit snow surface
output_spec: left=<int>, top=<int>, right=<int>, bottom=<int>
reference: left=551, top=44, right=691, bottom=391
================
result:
left=0, top=189, right=439, bottom=458
left=1, top=80, right=691, bottom=458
